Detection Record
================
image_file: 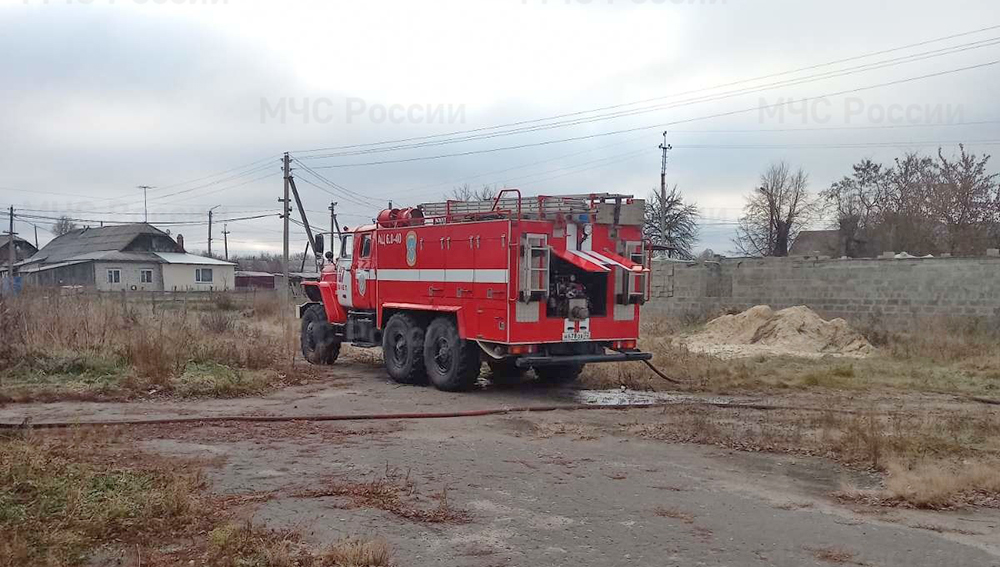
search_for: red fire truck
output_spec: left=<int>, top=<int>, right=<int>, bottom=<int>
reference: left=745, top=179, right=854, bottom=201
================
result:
left=299, top=191, right=653, bottom=391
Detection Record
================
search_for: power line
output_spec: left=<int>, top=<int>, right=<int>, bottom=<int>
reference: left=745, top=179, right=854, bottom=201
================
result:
left=300, top=38, right=1000, bottom=161
left=143, top=155, right=276, bottom=194
left=291, top=24, right=1000, bottom=155
left=671, top=139, right=1000, bottom=150
left=306, top=59, right=1000, bottom=169
left=14, top=212, right=277, bottom=227
left=157, top=171, right=281, bottom=206
left=290, top=159, right=381, bottom=206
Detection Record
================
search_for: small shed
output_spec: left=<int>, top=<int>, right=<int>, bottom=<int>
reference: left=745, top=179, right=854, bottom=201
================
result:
left=235, top=271, right=276, bottom=290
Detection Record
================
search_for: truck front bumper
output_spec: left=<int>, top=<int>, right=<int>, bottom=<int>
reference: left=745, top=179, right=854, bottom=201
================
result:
left=514, top=350, right=653, bottom=368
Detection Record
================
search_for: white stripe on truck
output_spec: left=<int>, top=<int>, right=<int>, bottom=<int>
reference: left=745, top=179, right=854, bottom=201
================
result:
left=375, top=269, right=508, bottom=284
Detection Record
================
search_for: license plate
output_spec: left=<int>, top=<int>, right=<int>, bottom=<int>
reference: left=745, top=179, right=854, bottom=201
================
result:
left=562, top=330, right=591, bottom=342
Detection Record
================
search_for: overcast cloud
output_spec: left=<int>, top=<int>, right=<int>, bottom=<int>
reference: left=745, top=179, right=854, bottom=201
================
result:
left=2, top=0, right=998, bottom=254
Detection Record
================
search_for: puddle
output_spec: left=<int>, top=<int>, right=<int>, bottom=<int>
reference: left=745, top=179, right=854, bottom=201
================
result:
left=557, top=388, right=753, bottom=407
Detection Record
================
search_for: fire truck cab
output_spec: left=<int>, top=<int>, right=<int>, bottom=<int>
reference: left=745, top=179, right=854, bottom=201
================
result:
left=299, top=191, right=653, bottom=391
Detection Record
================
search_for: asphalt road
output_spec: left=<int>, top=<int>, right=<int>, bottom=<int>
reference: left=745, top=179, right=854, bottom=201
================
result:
left=6, top=362, right=999, bottom=566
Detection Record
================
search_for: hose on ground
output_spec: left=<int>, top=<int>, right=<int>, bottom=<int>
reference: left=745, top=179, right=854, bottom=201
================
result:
left=0, top=399, right=944, bottom=430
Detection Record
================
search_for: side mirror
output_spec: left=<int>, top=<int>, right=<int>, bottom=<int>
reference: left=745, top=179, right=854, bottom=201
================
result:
left=314, top=234, right=325, bottom=255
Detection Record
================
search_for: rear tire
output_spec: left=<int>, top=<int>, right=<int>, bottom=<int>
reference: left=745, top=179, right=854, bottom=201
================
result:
left=382, top=313, right=427, bottom=385
left=301, top=304, right=341, bottom=365
left=423, top=317, right=481, bottom=392
left=534, top=364, right=584, bottom=384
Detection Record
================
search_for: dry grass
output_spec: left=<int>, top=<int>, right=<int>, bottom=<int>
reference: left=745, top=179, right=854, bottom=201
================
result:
left=582, top=315, right=1000, bottom=398
left=0, top=291, right=304, bottom=402
left=626, top=403, right=1000, bottom=509
left=651, top=506, right=695, bottom=523
left=207, top=521, right=394, bottom=567
left=838, top=459, right=1000, bottom=510
left=295, top=466, right=469, bottom=524
left=319, top=536, right=392, bottom=567
left=0, top=429, right=396, bottom=566
left=0, top=428, right=207, bottom=566
left=808, top=546, right=863, bottom=565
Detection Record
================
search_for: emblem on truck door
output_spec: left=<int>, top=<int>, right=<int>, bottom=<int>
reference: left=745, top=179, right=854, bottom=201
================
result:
left=405, top=231, right=418, bottom=266
left=356, top=269, right=367, bottom=295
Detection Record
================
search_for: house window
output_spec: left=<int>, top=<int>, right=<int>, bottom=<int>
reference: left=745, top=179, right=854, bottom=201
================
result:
left=195, top=268, right=213, bottom=283
left=140, top=269, right=153, bottom=284
left=107, top=269, right=121, bottom=284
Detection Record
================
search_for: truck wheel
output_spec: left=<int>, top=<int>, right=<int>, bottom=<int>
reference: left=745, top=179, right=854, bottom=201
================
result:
left=382, top=313, right=427, bottom=385
left=487, top=359, right=525, bottom=385
left=301, top=304, right=341, bottom=365
left=534, top=364, right=584, bottom=384
left=423, top=317, right=481, bottom=391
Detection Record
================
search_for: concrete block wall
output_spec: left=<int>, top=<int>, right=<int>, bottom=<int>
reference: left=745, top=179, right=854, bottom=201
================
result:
left=646, top=256, right=1000, bottom=327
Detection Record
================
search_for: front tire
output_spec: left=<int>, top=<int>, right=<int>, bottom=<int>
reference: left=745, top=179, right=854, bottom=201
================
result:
left=382, top=313, right=427, bottom=385
left=534, top=364, right=584, bottom=384
left=423, top=317, right=481, bottom=391
left=301, top=304, right=340, bottom=365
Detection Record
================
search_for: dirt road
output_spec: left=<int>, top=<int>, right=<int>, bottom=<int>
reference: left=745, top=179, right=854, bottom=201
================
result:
left=5, top=363, right=999, bottom=566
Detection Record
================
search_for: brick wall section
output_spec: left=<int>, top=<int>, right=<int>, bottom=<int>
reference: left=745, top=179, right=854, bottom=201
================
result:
left=646, top=256, right=1000, bottom=327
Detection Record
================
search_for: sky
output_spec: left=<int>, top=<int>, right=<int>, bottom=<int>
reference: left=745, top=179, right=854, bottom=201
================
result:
left=1, top=0, right=999, bottom=256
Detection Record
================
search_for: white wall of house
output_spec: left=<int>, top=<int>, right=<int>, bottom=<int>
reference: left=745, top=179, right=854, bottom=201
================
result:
left=93, top=262, right=162, bottom=292
left=162, top=263, right=235, bottom=291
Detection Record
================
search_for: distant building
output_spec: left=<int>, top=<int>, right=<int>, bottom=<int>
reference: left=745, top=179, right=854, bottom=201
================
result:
left=789, top=230, right=844, bottom=257
left=18, top=223, right=235, bottom=291
left=235, top=271, right=276, bottom=290
left=0, top=236, right=38, bottom=276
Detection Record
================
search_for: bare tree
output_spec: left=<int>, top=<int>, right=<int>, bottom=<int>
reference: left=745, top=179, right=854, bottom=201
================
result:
left=52, top=215, right=78, bottom=236
left=822, top=158, right=887, bottom=256
left=643, top=185, right=698, bottom=259
left=734, top=162, right=817, bottom=257
left=880, top=153, right=938, bottom=254
left=929, top=145, right=999, bottom=255
left=447, top=183, right=498, bottom=202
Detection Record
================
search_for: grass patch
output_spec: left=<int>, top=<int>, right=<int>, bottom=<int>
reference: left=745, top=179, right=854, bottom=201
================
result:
left=0, top=430, right=396, bottom=566
left=172, top=363, right=274, bottom=398
left=582, top=316, right=1000, bottom=398
left=0, top=292, right=302, bottom=402
left=296, top=466, right=469, bottom=524
left=625, top=402, right=1000, bottom=509
left=0, top=429, right=205, bottom=566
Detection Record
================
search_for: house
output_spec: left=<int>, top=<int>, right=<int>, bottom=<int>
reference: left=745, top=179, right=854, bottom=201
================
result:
left=0, top=236, right=38, bottom=276
left=18, top=223, right=235, bottom=291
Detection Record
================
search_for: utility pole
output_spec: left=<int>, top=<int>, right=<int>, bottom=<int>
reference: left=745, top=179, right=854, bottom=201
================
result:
left=329, top=201, right=341, bottom=253
left=207, top=205, right=221, bottom=256
left=222, top=224, right=230, bottom=261
left=137, top=185, right=154, bottom=223
left=33, top=225, right=38, bottom=249
left=287, top=173, right=320, bottom=272
left=658, top=131, right=672, bottom=257
left=281, top=152, right=291, bottom=305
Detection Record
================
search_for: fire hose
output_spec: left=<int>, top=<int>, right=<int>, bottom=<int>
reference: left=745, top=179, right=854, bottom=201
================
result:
left=0, top=399, right=949, bottom=430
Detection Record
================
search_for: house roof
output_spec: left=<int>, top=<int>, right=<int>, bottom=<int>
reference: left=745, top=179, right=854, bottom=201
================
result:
left=25, top=223, right=177, bottom=265
left=235, top=271, right=275, bottom=277
left=790, top=230, right=842, bottom=257
left=154, top=253, right=235, bottom=266
left=0, top=235, right=34, bottom=249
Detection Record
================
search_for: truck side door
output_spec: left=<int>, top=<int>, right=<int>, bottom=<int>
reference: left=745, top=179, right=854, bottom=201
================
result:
left=351, top=230, right=377, bottom=310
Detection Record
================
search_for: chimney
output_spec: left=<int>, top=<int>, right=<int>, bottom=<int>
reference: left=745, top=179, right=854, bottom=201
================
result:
left=176, top=234, right=185, bottom=252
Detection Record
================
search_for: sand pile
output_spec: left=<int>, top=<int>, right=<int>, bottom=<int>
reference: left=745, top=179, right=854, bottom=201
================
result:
left=682, top=305, right=874, bottom=359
